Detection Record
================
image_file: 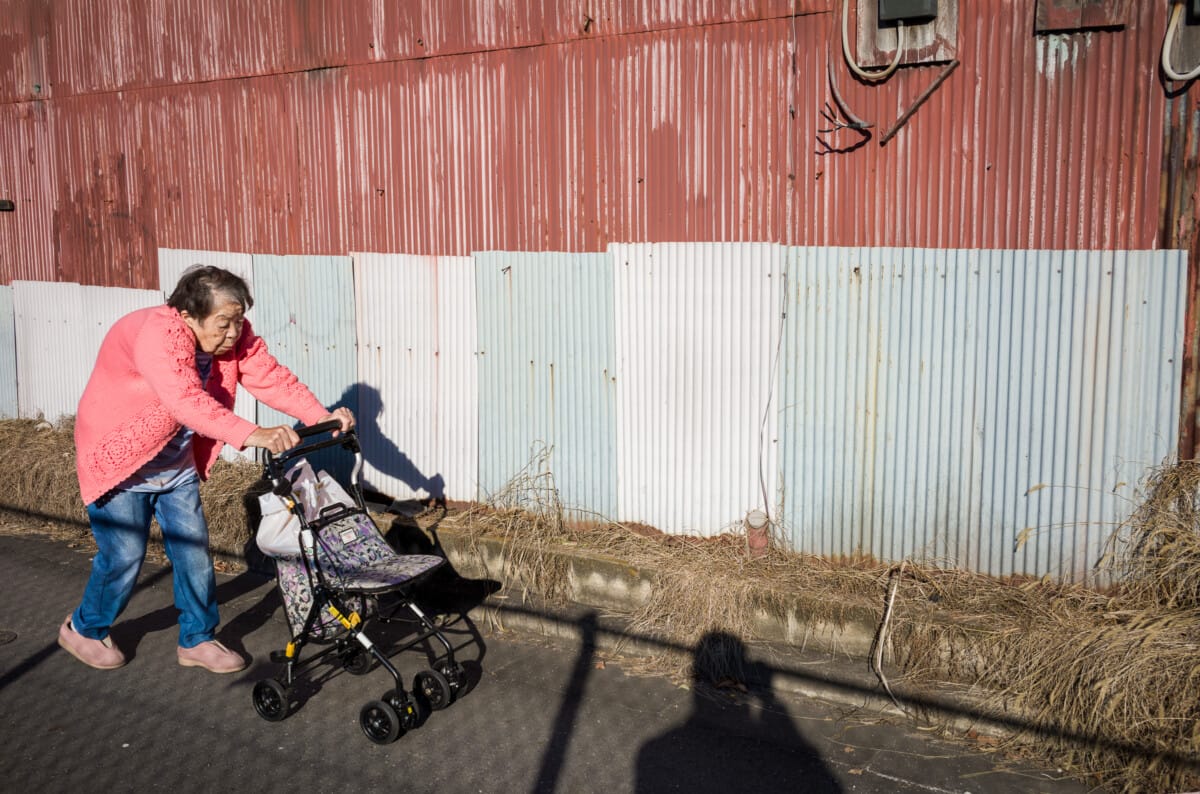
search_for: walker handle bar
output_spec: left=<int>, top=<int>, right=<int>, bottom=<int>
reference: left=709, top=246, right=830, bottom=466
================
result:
left=297, top=419, right=344, bottom=439
left=265, top=421, right=360, bottom=474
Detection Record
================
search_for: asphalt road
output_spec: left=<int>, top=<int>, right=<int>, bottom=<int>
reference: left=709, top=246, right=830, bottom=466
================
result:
left=0, top=531, right=1097, bottom=793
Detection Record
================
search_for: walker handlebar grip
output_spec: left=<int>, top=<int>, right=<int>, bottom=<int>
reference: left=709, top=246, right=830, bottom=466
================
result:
left=267, top=422, right=360, bottom=472
left=296, top=419, right=344, bottom=439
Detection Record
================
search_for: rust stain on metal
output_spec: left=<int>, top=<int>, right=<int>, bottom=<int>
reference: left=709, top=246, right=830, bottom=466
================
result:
left=0, top=1, right=1179, bottom=287
left=1035, top=0, right=1132, bottom=33
left=1166, top=92, right=1200, bottom=460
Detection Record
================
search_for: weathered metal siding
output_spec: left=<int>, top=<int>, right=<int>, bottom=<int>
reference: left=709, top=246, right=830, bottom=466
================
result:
left=808, top=1, right=1164, bottom=251
left=612, top=242, right=781, bottom=535
left=1164, top=63, right=1200, bottom=459
left=475, top=251, right=616, bottom=517
left=49, top=93, right=162, bottom=288
left=8, top=1, right=818, bottom=101
left=12, top=280, right=159, bottom=421
left=0, top=1, right=50, bottom=104
left=251, top=254, right=356, bottom=452
left=0, top=285, right=16, bottom=416
left=778, top=248, right=1187, bottom=581
left=0, top=101, right=54, bottom=282
left=354, top=252, right=478, bottom=503
left=0, top=1, right=1174, bottom=288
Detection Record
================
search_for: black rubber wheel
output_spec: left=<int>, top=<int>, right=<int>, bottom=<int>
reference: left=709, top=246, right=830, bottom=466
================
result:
left=414, top=669, right=453, bottom=710
left=359, top=699, right=401, bottom=744
left=386, top=690, right=423, bottom=731
left=252, top=679, right=290, bottom=722
left=342, top=645, right=373, bottom=676
left=434, top=659, right=466, bottom=694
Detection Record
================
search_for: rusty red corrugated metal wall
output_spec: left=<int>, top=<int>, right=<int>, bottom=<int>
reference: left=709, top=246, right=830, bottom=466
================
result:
left=0, top=1, right=1182, bottom=287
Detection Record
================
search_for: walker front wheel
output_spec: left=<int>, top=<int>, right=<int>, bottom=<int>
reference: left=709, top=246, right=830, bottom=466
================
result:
left=360, top=699, right=401, bottom=744
left=252, top=679, right=290, bottom=722
left=385, top=689, right=423, bottom=731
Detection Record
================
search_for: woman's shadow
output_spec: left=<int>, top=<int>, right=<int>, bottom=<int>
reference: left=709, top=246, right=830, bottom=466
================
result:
left=326, top=382, right=445, bottom=506
left=635, top=631, right=843, bottom=793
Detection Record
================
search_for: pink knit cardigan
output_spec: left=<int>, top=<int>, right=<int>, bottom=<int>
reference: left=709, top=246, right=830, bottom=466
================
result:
left=75, top=305, right=330, bottom=505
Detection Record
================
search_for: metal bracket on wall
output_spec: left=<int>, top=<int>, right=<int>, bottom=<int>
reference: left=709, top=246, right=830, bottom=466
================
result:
left=879, top=59, right=960, bottom=146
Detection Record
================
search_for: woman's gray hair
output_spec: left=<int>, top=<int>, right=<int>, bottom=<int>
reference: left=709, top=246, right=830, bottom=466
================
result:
left=167, top=265, right=254, bottom=319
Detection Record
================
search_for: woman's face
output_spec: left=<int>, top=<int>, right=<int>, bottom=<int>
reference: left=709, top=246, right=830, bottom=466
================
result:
left=181, top=294, right=245, bottom=355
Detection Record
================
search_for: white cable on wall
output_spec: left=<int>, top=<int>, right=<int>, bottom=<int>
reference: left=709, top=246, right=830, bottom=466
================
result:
left=842, top=0, right=906, bottom=82
left=1163, top=1, right=1200, bottom=83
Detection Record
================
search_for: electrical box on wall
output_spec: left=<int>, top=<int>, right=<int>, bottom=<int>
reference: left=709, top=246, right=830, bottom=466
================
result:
left=879, top=0, right=937, bottom=24
left=857, top=0, right=957, bottom=68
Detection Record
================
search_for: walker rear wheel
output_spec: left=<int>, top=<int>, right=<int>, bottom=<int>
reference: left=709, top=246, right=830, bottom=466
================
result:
left=434, top=659, right=466, bottom=694
left=252, top=679, right=290, bottom=722
left=342, top=644, right=372, bottom=676
left=359, top=699, right=401, bottom=744
left=415, top=669, right=453, bottom=710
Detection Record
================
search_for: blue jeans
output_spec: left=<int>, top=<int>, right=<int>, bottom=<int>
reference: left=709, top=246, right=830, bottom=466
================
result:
left=72, top=476, right=219, bottom=649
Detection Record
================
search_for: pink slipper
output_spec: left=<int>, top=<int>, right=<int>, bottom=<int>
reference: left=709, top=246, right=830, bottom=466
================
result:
left=57, top=615, right=126, bottom=670
left=177, top=640, right=247, bottom=674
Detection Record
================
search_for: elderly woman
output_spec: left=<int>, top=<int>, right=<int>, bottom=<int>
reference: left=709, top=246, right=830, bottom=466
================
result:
left=58, top=265, right=353, bottom=674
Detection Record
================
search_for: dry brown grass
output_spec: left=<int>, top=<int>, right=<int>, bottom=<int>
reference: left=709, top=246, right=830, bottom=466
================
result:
left=1107, top=459, right=1200, bottom=611
left=455, top=451, right=1200, bottom=793
left=0, top=416, right=89, bottom=534
left=3, top=419, right=1198, bottom=791
left=0, top=416, right=265, bottom=558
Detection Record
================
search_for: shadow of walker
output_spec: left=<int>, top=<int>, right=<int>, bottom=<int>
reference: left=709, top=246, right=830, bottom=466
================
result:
left=634, top=631, right=844, bottom=793
left=342, top=382, right=446, bottom=506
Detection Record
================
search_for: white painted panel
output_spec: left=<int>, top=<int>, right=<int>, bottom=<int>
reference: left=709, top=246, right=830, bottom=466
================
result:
left=611, top=242, right=783, bottom=536
left=353, top=252, right=478, bottom=503
left=14, top=281, right=159, bottom=422
left=0, top=286, right=16, bottom=417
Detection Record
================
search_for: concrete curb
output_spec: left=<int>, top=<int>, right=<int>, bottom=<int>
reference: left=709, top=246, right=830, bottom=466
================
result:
left=424, top=519, right=1019, bottom=739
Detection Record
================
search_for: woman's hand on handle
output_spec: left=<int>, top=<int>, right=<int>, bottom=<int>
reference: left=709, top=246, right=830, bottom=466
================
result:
left=319, top=407, right=355, bottom=436
left=246, top=425, right=302, bottom=454
left=246, top=408, right=352, bottom=452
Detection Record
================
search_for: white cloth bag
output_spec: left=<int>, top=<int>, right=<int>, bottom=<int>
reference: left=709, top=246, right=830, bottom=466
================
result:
left=256, top=459, right=356, bottom=558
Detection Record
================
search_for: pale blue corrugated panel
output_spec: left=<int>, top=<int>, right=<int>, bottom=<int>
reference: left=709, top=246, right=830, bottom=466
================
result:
left=252, top=255, right=357, bottom=478
left=611, top=242, right=783, bottom=536
left=475, top=251, right=616, bottom=519
left=777, top=248, right=1186, bottom=582
left=0, top=286, right=17, bottom=417
left=13, top=281, right=160, bottom=422
left=354, top=252, right=478, bottom=503
left=158, top=248, right=258, bottom=460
